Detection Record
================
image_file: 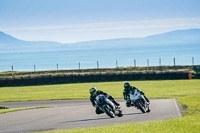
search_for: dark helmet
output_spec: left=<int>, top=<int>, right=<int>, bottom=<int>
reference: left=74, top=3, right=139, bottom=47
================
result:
left=124, top=82, right=131, bottom=89
left=89, top=87, right=97, bottom=96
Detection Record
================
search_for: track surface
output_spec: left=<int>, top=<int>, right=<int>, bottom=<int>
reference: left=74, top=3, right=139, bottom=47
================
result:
left=0, top=99, right=182, bottom=133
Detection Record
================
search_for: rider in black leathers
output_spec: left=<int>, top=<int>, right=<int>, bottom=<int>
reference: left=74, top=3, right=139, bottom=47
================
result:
left=90, top=87, right=120, bottom=114
left=123, top=82, right=150, bottom=111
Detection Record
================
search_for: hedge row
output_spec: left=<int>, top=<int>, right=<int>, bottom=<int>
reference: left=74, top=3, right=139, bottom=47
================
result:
left=0, top=72, right=193, bottom=87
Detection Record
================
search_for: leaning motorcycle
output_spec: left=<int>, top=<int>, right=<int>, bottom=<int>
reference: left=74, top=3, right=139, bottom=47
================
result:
left=95, top=94, right=123, bottom=118
left=129, top=89, right=150, bottom=113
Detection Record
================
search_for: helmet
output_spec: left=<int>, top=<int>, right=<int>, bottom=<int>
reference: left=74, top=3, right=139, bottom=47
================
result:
left=89, top=87, right=97, bottom=96
left=124, top=82, right=131, bottom=89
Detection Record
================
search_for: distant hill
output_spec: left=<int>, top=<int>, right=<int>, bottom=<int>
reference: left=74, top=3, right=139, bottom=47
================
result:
left=0, top=29, right=200, bottom=52
left=0, top=31, right=24, bottom=44
left=74, top=29, right=200, bottom=49
left=0, top=31, right=62, bottom=52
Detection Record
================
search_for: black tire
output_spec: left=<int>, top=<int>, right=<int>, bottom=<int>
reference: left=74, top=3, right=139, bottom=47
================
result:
left=117, top=110, right=123, bottom=117
left=103, top=106, right=115, bottom=118
left=135, top=100, right=146, bottom=113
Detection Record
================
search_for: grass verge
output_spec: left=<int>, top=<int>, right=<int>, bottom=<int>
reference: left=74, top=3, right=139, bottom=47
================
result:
left=0, top=106, right=54, bottom=114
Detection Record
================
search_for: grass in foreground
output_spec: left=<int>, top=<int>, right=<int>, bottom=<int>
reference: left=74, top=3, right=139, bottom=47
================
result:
left=0, top=106, right=54, bottom=114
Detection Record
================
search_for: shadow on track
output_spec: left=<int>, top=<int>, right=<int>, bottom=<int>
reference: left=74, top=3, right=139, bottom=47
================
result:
left=123, top=112, right=142, bottom=116
left=61, top=116, right=110, bottom=123
left=61, top=112, right=142, bottom=124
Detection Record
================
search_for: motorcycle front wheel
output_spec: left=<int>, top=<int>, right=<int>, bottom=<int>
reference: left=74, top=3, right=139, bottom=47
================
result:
left=103, top=105, right=115, bottom=118
left=117, top=110, right=123, bottom=117
left=135, top=100, right=146, bottom=113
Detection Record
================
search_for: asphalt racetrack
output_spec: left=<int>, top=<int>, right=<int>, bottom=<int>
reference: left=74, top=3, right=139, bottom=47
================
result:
left=0, top=99, right=182, bottom=133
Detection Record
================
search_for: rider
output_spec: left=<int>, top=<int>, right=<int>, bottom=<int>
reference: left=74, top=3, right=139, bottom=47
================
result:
left=123, top=82, right=150, bottom=111
left=89, top=87, right=120, bottom=114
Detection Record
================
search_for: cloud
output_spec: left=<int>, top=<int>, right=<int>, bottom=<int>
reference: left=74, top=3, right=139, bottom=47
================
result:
left=0, top=18, right=200, bottom=32
left=1, top=17, right=200, bottom=32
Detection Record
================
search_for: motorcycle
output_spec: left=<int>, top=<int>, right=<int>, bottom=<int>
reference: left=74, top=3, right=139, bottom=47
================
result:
left=129, top=89, right=150, bottom=113
left=95, top=94, right=123, bottom=118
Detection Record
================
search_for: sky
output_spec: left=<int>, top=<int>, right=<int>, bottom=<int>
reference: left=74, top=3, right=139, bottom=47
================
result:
left=0, top=0, right=200, bottom=43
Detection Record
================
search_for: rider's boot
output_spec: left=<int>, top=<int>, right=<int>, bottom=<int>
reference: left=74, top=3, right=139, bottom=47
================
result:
left=146, top=106, right=151, bottom=113
left=146, top=100, right=151, bottom=113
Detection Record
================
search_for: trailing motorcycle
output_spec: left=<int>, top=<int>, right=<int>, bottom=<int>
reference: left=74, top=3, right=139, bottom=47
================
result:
left=129, top=89, right=150, bottom=113
left=95, top=94, right=123, bottom=118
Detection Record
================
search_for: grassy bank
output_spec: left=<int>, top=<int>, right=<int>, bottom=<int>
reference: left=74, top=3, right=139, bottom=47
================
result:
left=1, top=65, right=198, bottom=79
left=1, top=65, right=199, bottom=87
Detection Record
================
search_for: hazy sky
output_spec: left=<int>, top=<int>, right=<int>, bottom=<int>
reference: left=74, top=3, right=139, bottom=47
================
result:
left=0, top=0, right=200, bottom=43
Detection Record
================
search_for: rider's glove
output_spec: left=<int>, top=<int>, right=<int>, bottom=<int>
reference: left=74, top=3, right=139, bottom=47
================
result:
left=140, top=91, right=144, bottom=95
left=105, top=94, right=109, bottom=98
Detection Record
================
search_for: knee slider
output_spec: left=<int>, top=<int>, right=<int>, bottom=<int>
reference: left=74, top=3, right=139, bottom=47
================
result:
left=126, top=103, right=131, bottom=107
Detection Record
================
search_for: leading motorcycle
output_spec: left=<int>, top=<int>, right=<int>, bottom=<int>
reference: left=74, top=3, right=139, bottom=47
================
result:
left=129, top=89, right=150, bottom=113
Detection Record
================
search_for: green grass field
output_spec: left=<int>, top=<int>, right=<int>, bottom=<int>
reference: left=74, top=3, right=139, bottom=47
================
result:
left=0, top=79, right=200, bottom=132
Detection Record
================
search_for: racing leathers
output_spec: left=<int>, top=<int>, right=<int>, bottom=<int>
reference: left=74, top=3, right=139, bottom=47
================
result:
left=90, top=90, right=120, bottom=114
left=123, top=86, right=150, bottom=107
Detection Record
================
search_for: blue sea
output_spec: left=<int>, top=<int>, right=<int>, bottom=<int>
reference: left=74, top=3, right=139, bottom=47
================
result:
left=0, top=45, right=200, bottom=72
